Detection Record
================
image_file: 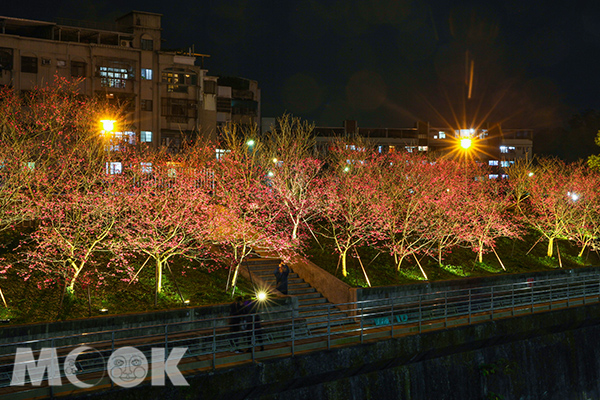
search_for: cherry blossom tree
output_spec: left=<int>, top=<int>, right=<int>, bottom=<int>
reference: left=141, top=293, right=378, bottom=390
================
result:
left=318, top=139, right=384, bottom=277
left=213, top=123, right=293, bottom=295
left=374, top=152, right=439, bottom=278
left=462, top=175, right=521, bottom=265
left=114, top=149, right=217, bottom=305
left=514, top=159, right=583, bottom=257
left=263, top=114, right=323, bottom=242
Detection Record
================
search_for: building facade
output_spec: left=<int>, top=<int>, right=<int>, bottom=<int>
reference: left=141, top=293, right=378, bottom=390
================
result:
left=314, top=120, right=533, bottom=174
left=0, top=11, right=220, bottom=151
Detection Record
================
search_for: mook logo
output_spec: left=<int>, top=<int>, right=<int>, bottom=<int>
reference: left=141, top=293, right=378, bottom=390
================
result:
left=10, top=346, right=189, bottom=388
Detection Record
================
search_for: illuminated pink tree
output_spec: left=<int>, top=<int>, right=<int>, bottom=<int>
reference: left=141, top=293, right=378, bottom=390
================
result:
left=263, top=114, right=323, bottom=241
left=462, top=175, right=521, bottom=265
left=213, top=124, right=293, bottom=294
left=318, top=142, right=384, bottom=277
left=375, top=152, right=439, bottom=278
left=114, top=150, right=217, bottom=304
left=512, top=159, right=583, bottom=257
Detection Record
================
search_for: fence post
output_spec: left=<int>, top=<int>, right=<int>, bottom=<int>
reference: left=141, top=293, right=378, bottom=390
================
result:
left=468, top=289, right=472, bottom=324
left=327, top=304, right=331, bottom=350
left=418, top=295, right=422, bottom=333
left=360, top=304, right=364, bottom=344
left=391, top=302, right=394, bottom=338
left=165, top=324, right=169, bottom=351
left=212, top=320, right=216, bottom=371
left=444, top=292, right=447, bottom=328
left=511, top=286, right=515, bottom=317
left=291, top=313, right=295, bottom=356
left=567, top=278, right=570, bottom=307
left=549, top=281, right=552, bottom=310
left=490, top=287, right=494, bottom=320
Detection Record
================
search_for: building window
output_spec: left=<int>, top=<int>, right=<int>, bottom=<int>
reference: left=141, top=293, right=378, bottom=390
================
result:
left=162, top=70, right=197, bottom=93
left=98, top=62, right=133, bottom=89
left=204, top=80, right=217, bottom=94
left=106, top=162, right=122, bottom=175
left=216, top=149, right=230, bottom=160
left=161, top=98, right=195, bottom=120
left=438, top=131, right=446, bottom=139
left=141, top=99, right=153, bottom=111
left=141, top=162, right=152, bottom=173
left=140, top=131, right=152, bottom=142
left=489, top=160, right=499, bottom=166
left=141, top=68, right=153, bottom=80
left=418, top=146, right=428, bottom=152
left=500, top=161, right=510, bottom=168
left=141, top=38, right=154, bottom=51
left=71, top=61, right=86, bottom=77
left=21, top=56, right=37, bottom=73
left=41, top=58, right=51, bottom=66
left=57, top=59, right=67, bottom=68
left=0, top=48, right=13, bottom=71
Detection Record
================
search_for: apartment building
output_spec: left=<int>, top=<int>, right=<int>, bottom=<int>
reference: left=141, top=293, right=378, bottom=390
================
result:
left=0, top=11, right=219, bottom=151
left=216, top=76, right=261, bottom=131
left=313, top=120, right=533, bottom=174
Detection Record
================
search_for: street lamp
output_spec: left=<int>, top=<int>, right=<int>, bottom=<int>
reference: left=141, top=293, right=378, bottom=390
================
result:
left=100, top=119, right=116, bottom=135
left=460, top=138, right=472, bottom=150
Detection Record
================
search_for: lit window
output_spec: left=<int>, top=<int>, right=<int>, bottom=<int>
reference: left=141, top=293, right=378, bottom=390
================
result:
left=438, top=131, right=446, bottom=139
left=501, top=161, right=510, bottom=167
left=489, top=160, right=499, bottom=166
left=140, top=131, right=152, bottom=143
left=141, top=68, right=153, bottom=80
left=500, top=146, right=508, bottom=153
left=106, top=162, right=122, bottom=175
left=489, top=174, right=499, bottom=179
left=216, top=149, right=230, bottom=160
left=98, top=63, right=133, bottom=89
left=418, top=146, right=428, bottom=152
left=141, top=162, right=152, bottom=173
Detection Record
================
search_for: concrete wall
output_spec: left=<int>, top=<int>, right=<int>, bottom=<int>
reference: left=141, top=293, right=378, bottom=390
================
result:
left=72, top=301, right=600, bottom=400
left=290, top=255, right=357, bottom=309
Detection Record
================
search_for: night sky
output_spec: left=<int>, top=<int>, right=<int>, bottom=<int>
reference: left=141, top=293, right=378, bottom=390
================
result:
left=4, top=1, right=600, bottom=158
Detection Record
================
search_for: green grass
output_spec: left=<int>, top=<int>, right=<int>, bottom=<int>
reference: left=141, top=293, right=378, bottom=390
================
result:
left=0, top=257, right=254, bottom=325
left=303, top=231, right=600, bottom=288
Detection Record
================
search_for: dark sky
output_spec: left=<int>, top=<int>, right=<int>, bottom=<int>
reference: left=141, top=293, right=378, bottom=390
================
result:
left=4, top=0, right=600, bottom=131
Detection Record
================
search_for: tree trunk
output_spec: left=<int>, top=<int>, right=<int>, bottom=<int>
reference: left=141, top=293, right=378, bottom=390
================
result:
left=578, top=243, right=587, bottom=258
left=396, top=254, right=405, bottom=271
left=478, top=240, right=484, bottom=263
left=341, top=250, right=348, bottom=277
left=547, top=237, right=554, bottom=257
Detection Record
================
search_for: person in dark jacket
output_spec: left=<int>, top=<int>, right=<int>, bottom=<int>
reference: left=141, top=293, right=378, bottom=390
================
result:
left=244, top=299, right=265, bottom=352
left=229, top=296, right=245, bottom=352
left=274, top=262, right=290, bottom=295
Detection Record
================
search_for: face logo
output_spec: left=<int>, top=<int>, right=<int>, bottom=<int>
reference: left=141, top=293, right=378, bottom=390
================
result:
left=107, top=347, right=148, bottom=387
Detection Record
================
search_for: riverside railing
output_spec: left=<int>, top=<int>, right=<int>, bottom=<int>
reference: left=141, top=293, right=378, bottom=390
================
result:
left=1, top=272, right=599, bottom=396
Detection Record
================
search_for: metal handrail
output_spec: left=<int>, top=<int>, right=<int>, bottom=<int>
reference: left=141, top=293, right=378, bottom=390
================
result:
left=1, top=272, right=599, bottom=392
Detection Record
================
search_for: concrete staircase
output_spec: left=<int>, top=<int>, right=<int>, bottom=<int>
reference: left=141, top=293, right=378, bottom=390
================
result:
left=242, top=256, right=350, bottom=332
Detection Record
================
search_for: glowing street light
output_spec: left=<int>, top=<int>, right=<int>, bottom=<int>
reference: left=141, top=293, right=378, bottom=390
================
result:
left=256, top=291, right=267, bottom=301
left=246, top=139, right=256, bottom=147
left=100, top=119, right=116, bottom=134
left=460, top=138, right=472, bottom=150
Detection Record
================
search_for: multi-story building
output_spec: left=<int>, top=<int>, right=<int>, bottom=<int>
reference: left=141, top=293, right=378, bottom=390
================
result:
left=0, top=11, right=219, bottom=151
left=216, top=76, right=261, bottom=132
left=313, top=120, right=533, bottom=174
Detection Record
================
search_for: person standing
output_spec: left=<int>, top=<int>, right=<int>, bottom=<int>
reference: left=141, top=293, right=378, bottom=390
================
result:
left=229, top=296, right=245, bottom=352
left=274, top=262, right=290, bottom=295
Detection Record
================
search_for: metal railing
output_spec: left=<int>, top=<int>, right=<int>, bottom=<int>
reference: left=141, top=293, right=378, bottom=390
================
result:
left=1, top=272, right=599, bottom=397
